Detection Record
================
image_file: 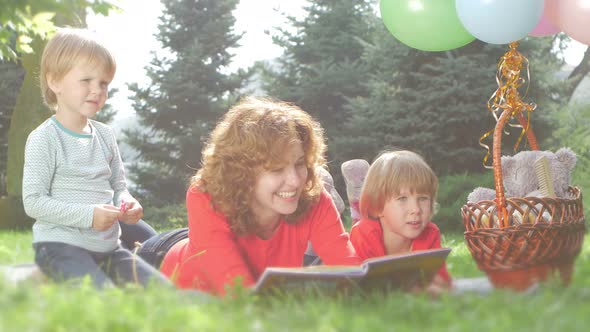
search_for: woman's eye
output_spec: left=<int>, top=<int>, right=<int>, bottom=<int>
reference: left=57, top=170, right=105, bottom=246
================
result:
left=419, top=196, right=430, bottom=202
left=397, top=196, right=407, bottom=202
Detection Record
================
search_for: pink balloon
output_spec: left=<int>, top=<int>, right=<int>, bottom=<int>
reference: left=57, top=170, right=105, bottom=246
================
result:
left=558, top=0, right=590, bottom=45
left=544, top=0, right=560, bottom=26
left=529, top=15, right=560, bottom=36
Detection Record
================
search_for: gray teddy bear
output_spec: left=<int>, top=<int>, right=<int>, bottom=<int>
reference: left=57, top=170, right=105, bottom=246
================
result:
left=467, top=147, right=577, bottom=203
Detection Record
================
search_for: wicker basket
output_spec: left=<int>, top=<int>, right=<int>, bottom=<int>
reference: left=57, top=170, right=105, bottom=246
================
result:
left=461, top=48, right=585, bottom=290
left=462, top=188, right=585, bottom=290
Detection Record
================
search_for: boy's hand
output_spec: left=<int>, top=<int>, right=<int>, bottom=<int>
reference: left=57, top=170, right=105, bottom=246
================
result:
left=118, top=198, right=143, bottom=224
left=430, top=274, right=451, bottom=290
left=411, top=275, right=451, bottom=298
left=92, top=204, right=120, bottom=231
left=425, top=275, right=452, bottom=298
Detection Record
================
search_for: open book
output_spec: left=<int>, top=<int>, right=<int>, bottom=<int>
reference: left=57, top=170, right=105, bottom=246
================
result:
left=254, top=248, right=451, bottom=295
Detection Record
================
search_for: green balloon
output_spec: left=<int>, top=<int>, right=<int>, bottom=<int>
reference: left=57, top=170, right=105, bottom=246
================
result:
left=380, top=0, right=475, bottom=52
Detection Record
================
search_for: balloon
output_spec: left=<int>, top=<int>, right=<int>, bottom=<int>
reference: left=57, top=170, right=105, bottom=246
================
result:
left=544, top=0, right=561, bottom=27
left=558, top=0, right=590, bottom=46
left=529, top=16, right=560, bottom=37
left=456, top=0, right=544, bottom=44
left=379, top=0, right=475, bottom=52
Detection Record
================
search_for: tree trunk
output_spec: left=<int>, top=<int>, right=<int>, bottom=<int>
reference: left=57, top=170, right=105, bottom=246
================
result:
left=566, top=46, right=590, bottom=103
left=6, top=37, right=51, bottom=198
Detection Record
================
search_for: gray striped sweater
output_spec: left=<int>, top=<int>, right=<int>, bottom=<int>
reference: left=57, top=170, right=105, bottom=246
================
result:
left=22, top=116, right=129, bottom=252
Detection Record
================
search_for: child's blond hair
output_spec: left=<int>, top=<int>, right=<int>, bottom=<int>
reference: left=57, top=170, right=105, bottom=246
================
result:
left=40, top=27, right=116, bottom=110
left=360, top=150, right=438, bottom=219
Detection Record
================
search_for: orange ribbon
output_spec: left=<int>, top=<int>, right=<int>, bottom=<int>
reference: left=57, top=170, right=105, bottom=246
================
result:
left=479, top=42, right=537, bottom=168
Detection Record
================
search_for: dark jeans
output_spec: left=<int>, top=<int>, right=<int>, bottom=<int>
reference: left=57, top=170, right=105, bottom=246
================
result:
left=33, top=242, right=171, bottom=289
left=119, top=219, right=158, bottom=250
left=136, top=228, right=189, bottom=269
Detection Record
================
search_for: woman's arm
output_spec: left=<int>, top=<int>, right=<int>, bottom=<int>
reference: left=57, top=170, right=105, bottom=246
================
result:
left=185, top=189, right=256, bottom=294
left=309, top=191, right=362, bottom=265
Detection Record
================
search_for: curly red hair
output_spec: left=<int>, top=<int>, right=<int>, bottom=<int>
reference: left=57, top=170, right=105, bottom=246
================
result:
left=192, top=96, right=327, bottom=235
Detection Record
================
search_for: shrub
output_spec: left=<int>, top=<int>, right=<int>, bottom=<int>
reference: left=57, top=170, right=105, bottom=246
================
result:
left=434, top=172, right=494, bottom=232
left=142, top=204, right=187, bottom=232
left=549, top=103, right=590, bottom=219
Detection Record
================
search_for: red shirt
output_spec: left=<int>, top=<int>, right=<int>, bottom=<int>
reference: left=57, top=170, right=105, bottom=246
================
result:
left=160, top=188, right=361, bottom=295
left=350, top=218, right=452, bottom=283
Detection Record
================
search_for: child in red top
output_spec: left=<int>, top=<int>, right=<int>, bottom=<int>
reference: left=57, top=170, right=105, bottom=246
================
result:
left=350, top=150, right=452, bottom=289
left=158, top=97, right=361, bottom=295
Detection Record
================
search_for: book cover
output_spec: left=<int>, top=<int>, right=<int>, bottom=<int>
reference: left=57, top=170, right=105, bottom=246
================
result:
left=254, top=248, right=451, bottom=295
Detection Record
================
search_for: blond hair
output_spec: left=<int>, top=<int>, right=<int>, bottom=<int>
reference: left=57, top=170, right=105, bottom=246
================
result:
left=193, top=96, right=327, bottom=235
left=40, top=27, right=116, bottom=110
left=360, top=150, right=438, bottom=219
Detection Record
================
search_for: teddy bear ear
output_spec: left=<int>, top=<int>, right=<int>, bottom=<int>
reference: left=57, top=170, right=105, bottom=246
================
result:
left=556, top=147, right=577, bottom=171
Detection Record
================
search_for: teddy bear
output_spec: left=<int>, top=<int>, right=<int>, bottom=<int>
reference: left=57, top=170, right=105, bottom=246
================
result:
left=467, top=147, right=577, bottom=204
left=467, top=148, right=577, bottom=227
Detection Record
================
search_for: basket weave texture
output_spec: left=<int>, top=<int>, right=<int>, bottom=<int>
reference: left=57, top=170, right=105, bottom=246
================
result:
left=462, top=188, right=585, bottom=272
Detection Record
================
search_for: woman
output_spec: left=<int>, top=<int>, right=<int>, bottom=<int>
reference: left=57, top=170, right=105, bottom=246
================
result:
left=138, top=96, right=361, bottom=295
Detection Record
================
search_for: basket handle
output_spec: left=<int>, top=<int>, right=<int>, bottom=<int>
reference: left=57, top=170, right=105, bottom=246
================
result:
left=516, top=112, right=539, bottom=151
left=493, top=111, right=539, bottom=227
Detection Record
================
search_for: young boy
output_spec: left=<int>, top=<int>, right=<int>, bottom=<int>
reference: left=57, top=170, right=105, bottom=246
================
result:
left=22, top=28, right=169, bottom=288
left=349, top=150, right=452, bottom=289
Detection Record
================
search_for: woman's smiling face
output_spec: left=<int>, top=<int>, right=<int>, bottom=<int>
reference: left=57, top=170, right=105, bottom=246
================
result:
left=250, top=141, right=308, bottom=228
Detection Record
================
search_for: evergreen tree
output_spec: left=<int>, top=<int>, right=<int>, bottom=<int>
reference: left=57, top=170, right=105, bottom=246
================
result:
left=126, top=0, right=247, bottom=205
left=338, top=23, right=565, bottom=175
left=262, top=0, right=375, bottom=146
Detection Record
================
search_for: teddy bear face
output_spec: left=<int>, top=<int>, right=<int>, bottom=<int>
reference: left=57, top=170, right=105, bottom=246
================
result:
left=501, top=150, right=544, bottom=198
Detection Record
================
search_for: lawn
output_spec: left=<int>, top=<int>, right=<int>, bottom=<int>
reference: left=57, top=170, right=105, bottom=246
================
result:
left=1, top=231, right=588, bottom=331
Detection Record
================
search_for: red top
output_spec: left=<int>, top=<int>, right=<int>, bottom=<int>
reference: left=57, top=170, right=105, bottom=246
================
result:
left=350, top=218, right=452, bottom=283
left=160, top=188, right=361, bottom=295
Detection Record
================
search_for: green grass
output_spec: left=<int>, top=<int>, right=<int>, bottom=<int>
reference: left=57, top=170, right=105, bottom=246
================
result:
left=1, top=231, right=589, bottom=331
left=0, top=231, right=32, bottom=264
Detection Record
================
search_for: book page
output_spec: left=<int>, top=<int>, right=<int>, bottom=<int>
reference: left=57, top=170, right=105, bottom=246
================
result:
left=359, top=248, right=451, bottom=291
left=254, top=265, right=365, bottom=295
left=253, top=248, right=451, bottom=295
